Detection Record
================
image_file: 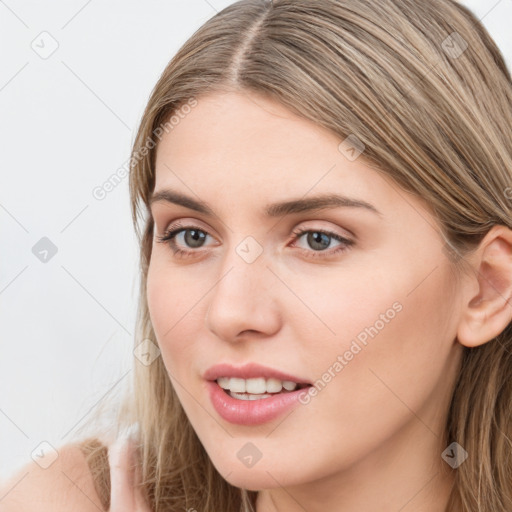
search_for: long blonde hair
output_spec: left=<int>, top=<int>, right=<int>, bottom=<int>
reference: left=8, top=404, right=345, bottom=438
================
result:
left=76, top=1, right=512, bottom=510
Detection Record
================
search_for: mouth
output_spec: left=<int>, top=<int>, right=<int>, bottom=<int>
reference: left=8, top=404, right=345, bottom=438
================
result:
left=215, top=376, right=312, bottom=401
left=204, top=363, right=313, bottom=423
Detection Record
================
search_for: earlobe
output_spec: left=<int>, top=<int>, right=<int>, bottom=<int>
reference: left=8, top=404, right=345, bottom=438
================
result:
left=456, top=225, right=512, bottom=348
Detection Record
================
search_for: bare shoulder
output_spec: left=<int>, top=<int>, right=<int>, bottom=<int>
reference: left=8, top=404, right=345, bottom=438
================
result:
left=0, top=442, right=106, bottom=512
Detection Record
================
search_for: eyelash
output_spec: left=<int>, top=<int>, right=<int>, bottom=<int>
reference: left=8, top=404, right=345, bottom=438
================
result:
left=155, top=222, right=354, bottom=260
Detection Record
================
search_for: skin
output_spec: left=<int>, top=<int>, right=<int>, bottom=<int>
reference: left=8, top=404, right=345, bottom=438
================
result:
left=108, top=437, right=148, bottom=512
left=142, top=90, right=512, bottom=512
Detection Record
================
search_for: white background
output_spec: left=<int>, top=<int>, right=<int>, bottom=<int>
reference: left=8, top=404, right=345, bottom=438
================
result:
left=1, top=0, right=511, bottom=480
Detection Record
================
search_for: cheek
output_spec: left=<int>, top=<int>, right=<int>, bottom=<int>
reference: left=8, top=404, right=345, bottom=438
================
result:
left=147, top=262, right=180, bottom=340
left=293, top=249, right=452, bottom=376
left=296, top=259, right=458, bottom=436
left=290, top=241, right=456, bottom=364
left=146, top=258, right=208, bottom=371
left=283, top=262, right=407, bottom=368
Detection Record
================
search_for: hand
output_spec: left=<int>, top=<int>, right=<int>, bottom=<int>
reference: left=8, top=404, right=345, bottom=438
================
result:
left=108, top=436, right=151, bottom=511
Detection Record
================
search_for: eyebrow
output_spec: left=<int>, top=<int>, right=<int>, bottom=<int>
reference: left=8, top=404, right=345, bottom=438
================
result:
left=149, top=188, right=382, bottom=218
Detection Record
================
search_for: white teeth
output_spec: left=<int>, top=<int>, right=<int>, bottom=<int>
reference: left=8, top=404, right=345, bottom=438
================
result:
left=217, top=377, right=230, bottom=389
left=282, top=380, right=297, bottom=391
left=229, top=391, right=272, bottom=400
left=245, top=377, right=266, bottom=394
left=266, top=378, right=283, bottom=393
left=229, top=377, right=246, bottom=393
left=216, top=377, right=300, bottom=394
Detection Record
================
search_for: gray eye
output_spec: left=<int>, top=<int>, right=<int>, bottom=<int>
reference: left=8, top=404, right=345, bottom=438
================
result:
left=304, top=232, right=333, bottom=251
left=180, top=229, right=207, bottom=248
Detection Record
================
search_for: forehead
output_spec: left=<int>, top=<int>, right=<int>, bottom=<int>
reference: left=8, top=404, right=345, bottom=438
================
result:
left=155, top=92, right=379, bottom=194
left=151, top=91, right=435, bottom=231
left=156, top=91, right=339, bottom=168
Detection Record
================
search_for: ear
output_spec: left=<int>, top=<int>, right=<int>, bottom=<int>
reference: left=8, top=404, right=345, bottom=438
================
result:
left=457, top=225, right=512, bottom=348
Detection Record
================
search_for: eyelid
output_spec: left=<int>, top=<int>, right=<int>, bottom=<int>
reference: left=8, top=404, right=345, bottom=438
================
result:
left=155, top=219, right=354, bottom=261
left=157, top=217, right=218, bottom=238
left=293, top=219, right=355, bottom=239
left=156, top=216, right=352, bottom=240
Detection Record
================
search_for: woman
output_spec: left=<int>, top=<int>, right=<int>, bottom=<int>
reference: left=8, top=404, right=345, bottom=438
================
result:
left=3, top=0, right=512, bottom=510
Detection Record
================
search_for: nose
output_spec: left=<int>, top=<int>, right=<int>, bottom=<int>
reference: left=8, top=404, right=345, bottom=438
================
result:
left=204, top=247, right=282, bottom=343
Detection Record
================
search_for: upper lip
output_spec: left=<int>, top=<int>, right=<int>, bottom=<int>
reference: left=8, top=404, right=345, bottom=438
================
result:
left=204, top=362, right=311, bottom=385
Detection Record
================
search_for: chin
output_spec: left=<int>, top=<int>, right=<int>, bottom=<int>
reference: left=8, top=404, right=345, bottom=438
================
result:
left=221, top=470, right=282, bottom=491
left=211, top=457, right=304, bottom=491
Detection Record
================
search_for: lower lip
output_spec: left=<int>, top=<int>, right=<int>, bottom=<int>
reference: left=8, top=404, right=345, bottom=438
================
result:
left=206, top=380, right=309, bottom=425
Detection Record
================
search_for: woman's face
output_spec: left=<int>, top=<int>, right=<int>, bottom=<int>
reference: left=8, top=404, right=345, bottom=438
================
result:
left=147, top=90, right=463, bottom=493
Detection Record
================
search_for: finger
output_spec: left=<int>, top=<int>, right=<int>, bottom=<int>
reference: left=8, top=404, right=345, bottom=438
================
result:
left=108, top=437, right=136, bottom=511
left=132, top=458, right=152, bottom=512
